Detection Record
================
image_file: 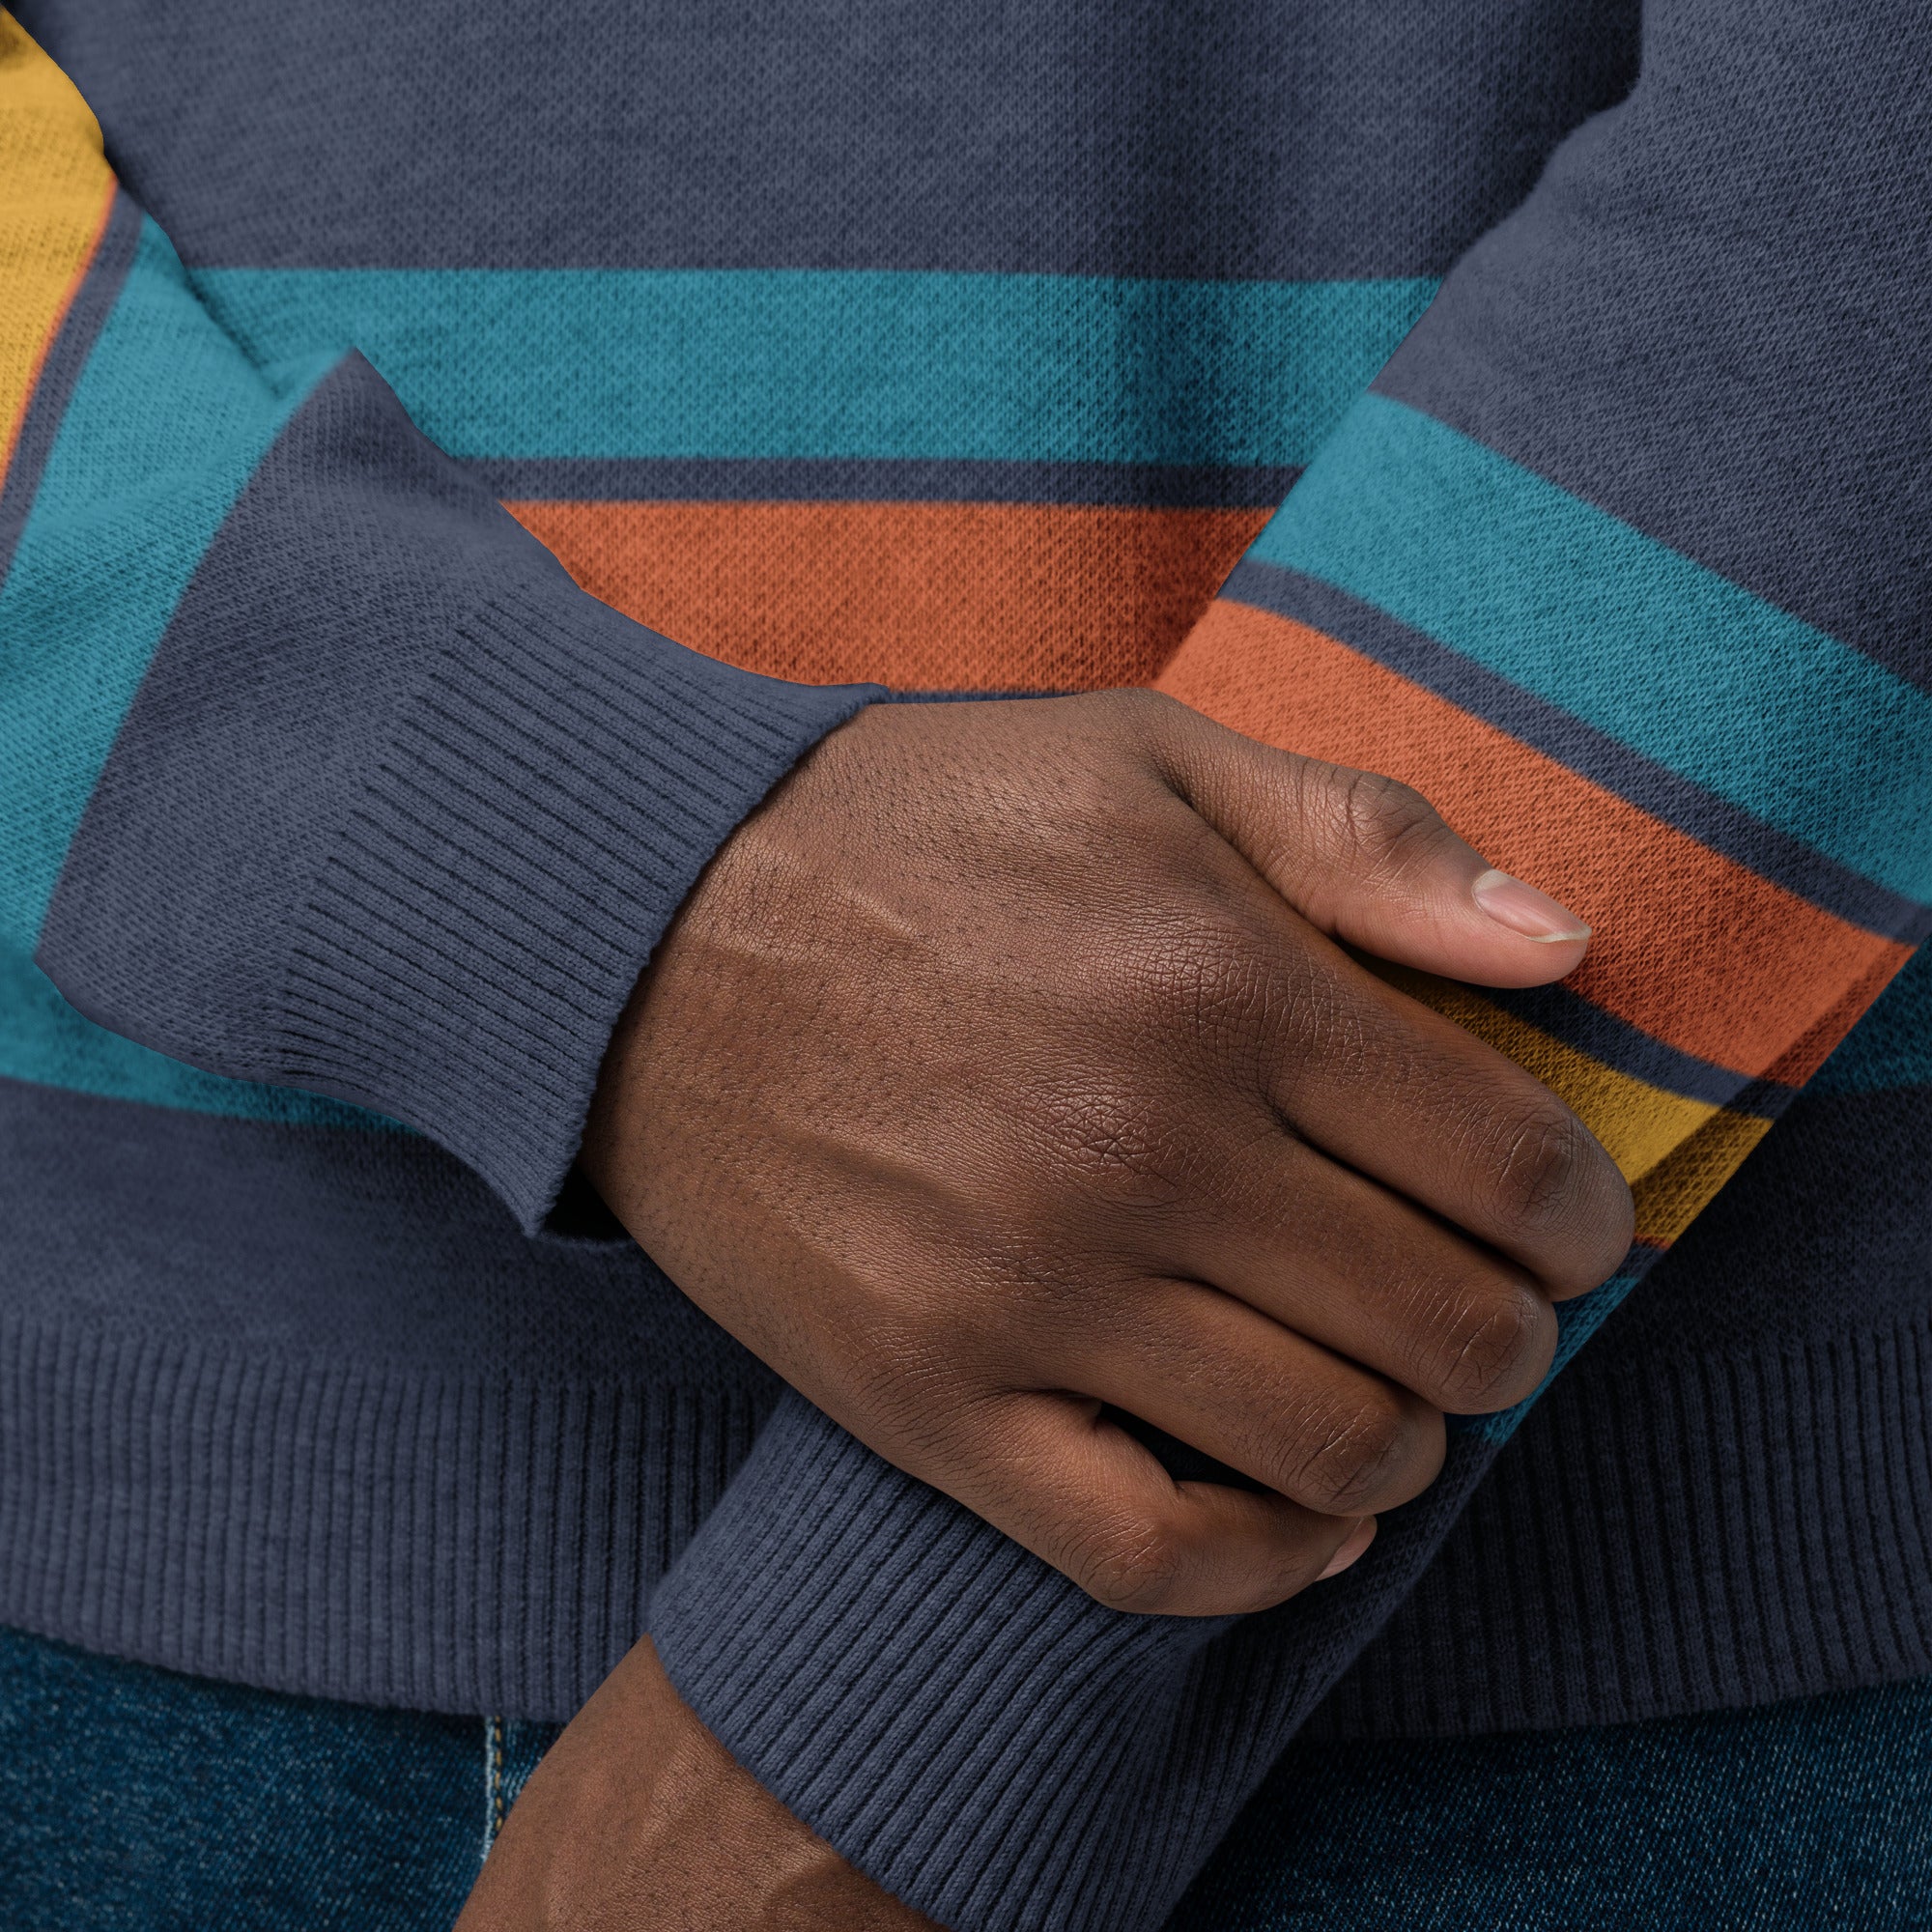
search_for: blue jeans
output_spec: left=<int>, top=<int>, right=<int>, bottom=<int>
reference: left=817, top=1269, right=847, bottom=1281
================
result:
left=2, top=1624, right=1927, bottom=1930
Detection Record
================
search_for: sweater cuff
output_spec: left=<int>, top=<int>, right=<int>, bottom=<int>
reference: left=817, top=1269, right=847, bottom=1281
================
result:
left=646, top=1392, right=1214, bottom=1932
left=649, top=1392, right=1493, bottom=1932
left=34, top=350, right=877, bottom=1232
left=261, top=585, right=871, bottom=1232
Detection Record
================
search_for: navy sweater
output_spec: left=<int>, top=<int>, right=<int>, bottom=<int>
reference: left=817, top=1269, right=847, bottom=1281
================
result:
left=1, top=4, right=1928, bottom=1929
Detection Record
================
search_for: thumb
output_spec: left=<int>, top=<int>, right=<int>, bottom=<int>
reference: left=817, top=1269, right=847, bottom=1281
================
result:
left=1156, top=715, right=1590, bottom=989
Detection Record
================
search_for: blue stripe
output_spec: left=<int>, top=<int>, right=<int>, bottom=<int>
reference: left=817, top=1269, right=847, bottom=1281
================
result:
left=188, top=268, right=1436, bottom=470
left=0, top=954, right=396, bottom=1130
left=1248, top=395, right=1932, bottom=905
left=1809, top=945, right=1932, bottom=1094
left=0, top=191, right=142, bottom=593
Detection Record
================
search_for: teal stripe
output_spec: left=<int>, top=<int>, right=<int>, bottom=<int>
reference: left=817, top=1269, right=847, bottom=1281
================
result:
left=1, top=219, right=333, bottom=941
left=1450, top=1265, right=1645, bottom=1446
left=0, top=219, right=386, bottom=1129
left=187, top=268, right=1436, bottom=468
left=0, top=954, right=397, bottom=1129
left=1249, top=394, right=1932, bottom=903
left=1809, top=945, right=1932, bottom=1094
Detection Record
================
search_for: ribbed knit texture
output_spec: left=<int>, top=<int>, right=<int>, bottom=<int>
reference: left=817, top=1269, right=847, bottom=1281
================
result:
left=1311, top=1313, right=1932, bottom=1739
left=31, top=347, right=876, bottom=1232
left=0, top=1308, right=768, bottom=1713
left=649, top=1399, right=1491, bottom=1931
left=0, top=4, right=1928, bottom=1930
left=267, top=587, right=872, bottom=1228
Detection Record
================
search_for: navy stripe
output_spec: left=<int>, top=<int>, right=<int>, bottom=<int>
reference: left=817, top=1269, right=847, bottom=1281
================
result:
left=473, top=456, right=1302, bottom=510
left=0, top=1070, right=746, bottom=1374
left=1481, top=980, right=1794, bottom=1112
left=0, top=1068, right=775, bottom=1719
left=1372, top=0, right=1932, bottom=687
left=1222, top=559, right=1932, bottom=945
left=1605, top=1083, right=1932, bottom=1354
left=0, top=188, right=140, bottom=592
left=16, top=0, right=1636, bottom=277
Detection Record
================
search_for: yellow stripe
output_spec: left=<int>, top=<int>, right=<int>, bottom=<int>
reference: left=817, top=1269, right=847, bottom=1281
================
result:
left=1374, top=965, right=1719, bottom=1184
left=0, top=13, right=113, bottom=483
left=1630, top=1108, right=1774, bottom=1246
left=1372, top=964, right=1775, bottom=1245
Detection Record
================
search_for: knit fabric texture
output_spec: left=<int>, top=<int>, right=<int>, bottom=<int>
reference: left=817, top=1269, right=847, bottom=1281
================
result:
left=1, top=4, right=1928, bottom=1929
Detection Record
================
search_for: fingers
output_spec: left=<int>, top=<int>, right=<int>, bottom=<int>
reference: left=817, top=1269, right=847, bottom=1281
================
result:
left=1260, top=946, right=1635, bottom=1297
left=1160, top=1134, right=1561, bottom=1410
left=961, top=1391, right=1378, bottom=1617
left=1119, top=694, right=1632, bottom=1295
left=1077, top=1282, right=1450, bottom=1513
left=1144, top=695, right=1593, bottom=990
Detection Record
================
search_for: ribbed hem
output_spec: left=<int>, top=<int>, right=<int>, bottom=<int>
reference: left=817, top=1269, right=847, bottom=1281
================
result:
left=268, top=586, right=874, bottom=1231
left=656, top=1314, right=1932, bottom=1931
left=0, top=1304, right=767, bottom=1719
left=1307, top=1312, right=1932, bottom=1739
left=649, top=1392, right=1493, bottom=1932
left=4, top=1283, right=1926, bottom=1918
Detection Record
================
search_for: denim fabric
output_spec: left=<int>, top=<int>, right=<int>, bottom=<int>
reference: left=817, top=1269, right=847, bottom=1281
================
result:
left=1170, top=1675, right=1932, bottom=1931
left=0, top=1626, right=561, bottom=1929
left=1, top=1622, right=1927, bottom=1930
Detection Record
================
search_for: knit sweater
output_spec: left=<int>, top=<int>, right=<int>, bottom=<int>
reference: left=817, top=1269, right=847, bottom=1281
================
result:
left=1, top=3, right=1927, bottom=1928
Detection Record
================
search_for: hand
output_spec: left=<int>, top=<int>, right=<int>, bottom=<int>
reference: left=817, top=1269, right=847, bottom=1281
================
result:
left=582, top=692, right=1634, bottom=1616
left=454, top=1636, right=936, bottom=1931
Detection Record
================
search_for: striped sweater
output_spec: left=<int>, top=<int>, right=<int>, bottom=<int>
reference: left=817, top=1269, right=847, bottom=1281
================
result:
left=2, top=3, right=1928, bottom=1928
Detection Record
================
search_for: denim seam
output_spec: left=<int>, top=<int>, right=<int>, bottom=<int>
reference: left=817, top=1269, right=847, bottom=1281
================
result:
left=484, top=1714, right=505, bottom=1862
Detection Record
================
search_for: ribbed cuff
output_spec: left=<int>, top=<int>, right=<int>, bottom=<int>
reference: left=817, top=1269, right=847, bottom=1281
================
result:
left=264, top=585, right=874, bottom=1230
left=35, top=349, right=879, bottom=1233
left=647, top=1391, right=1496, bottom=1932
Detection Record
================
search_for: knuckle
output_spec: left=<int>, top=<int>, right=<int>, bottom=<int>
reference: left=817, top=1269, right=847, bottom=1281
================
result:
left=1485, top=1103, right=1592, bottom=1237
left=1430, top=1282, right=1551, bottom=1409
left=1071, top=1515, right=1188, bottom=1614
left=1280, top=1389, right=1415, bottom=1514
left=1329, top=766, right=1445, bottom=873
left=1097, top=685, right=1187, bottom=744
left=1029, top=1079, right=1189, bottom=1215
left=1130, top=914, right=1276, bottom=1053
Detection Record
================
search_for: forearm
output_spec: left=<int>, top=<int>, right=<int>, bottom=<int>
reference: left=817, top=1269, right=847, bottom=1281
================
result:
left=1160, top=0, right=1932, bottom=1426
left=651, top=5, right=1932, bottom=1925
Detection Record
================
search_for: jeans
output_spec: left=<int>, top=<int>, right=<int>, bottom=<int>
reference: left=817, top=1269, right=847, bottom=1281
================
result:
left=1169, top=1674, right=1932, bottom=1931
left=1, top=1623, right=1926, bottom=1930
left=0, top=1625, right=559, bottom=1928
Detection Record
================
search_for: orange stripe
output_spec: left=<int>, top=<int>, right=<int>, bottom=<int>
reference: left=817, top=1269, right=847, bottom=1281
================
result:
left=1763, top=945, right=1910, bottom=1086
left=1159, top=600, right=1904, bottom=1079
left=0, top=171, right=113, bottom=490
left=506, top=498, right=1267, bottom=692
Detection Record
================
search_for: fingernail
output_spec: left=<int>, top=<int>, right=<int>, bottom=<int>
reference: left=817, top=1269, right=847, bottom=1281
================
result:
left=1317, top=1517, right=1377, bottom=1581
left=1471, top=868, right=1591, bottom=944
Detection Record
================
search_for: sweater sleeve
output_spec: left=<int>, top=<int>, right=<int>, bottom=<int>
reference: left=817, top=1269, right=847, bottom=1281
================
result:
left=0, top=16, right=877, bottom=1228
left=646, top=4, right=1932, bottom=1928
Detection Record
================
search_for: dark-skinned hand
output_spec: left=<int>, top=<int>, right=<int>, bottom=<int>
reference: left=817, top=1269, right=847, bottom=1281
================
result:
left=582, top=691, right=1634, bottom=1617
left=468, top=691, right=1635, bottom=1931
